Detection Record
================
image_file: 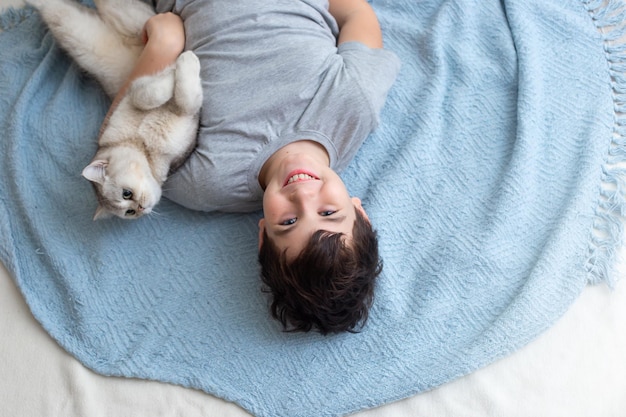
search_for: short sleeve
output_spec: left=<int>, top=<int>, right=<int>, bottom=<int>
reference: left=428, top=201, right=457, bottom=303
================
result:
left=338, top=42, right=401, bottom=123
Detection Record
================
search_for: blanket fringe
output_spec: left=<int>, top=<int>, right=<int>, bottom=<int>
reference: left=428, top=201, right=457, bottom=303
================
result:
left=583, top=0, right=626, bottom=286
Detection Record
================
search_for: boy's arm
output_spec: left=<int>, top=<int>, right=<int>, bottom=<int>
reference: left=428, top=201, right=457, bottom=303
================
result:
left=100, top=12, right=185, bottom=133
left=328, top=0, right=383, bottom=48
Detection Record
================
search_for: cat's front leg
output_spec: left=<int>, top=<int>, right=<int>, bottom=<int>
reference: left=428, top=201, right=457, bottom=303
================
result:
left=127, top=67, right=176, bottom=111
left=173, top=51, right=203, bottom=116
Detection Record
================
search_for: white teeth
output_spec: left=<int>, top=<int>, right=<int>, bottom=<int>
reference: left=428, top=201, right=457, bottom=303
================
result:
left=287, top=173, right=316, bottom=184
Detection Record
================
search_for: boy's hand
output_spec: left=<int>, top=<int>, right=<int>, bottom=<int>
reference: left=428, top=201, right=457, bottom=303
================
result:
left=142, top=12, right=185, bottom=55
left=329, top=0, right=383, bottom=48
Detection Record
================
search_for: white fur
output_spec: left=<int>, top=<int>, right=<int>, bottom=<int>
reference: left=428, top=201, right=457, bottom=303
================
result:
left=28, top=0, right=202, bottom=220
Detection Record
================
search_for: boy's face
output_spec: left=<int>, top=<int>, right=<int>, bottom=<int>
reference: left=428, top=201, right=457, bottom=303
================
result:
left=259, top=153, right=368, bottom=260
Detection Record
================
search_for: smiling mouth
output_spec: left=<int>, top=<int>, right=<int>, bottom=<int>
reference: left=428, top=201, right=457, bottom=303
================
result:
left=283, top=170, right=319, bottom=186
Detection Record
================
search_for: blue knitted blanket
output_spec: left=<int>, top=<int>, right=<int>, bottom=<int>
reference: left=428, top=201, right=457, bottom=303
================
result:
left=1, top=1, right=624, bottom=416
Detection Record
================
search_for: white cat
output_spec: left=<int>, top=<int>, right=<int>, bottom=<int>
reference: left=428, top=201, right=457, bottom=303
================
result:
left=26, top=0, right=202, bottom=220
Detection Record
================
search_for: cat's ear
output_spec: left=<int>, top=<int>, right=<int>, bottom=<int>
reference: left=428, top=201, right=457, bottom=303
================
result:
left=82, top=160, right=108, bottom=185
left=93, top=205, right=113, bottom=221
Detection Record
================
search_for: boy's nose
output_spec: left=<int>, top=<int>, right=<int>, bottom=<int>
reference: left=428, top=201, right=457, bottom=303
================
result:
left=289, top=183, right=317, bottom=201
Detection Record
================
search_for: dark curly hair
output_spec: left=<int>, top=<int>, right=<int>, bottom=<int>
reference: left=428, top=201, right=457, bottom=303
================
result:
left=258, top=210, right=382, bottom=335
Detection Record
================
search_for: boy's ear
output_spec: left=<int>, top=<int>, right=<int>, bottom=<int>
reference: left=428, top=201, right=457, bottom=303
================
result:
left=351, top=197, right=370, bottom=223
left=258, top=218, right=266, bottom=251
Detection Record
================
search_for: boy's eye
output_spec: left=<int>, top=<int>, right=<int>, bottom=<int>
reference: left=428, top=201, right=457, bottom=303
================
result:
left=320, top=210, right=336, bottom=216
left=122, top=189, right=133, bottom=200
left=280, top=218, right=297, bottom=226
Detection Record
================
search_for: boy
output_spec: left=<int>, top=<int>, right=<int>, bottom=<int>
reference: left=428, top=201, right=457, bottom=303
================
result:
left=106, top=0, right=400, bottom=334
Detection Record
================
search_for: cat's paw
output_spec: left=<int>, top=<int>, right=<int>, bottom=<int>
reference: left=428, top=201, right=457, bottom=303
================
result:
left=129, top=71, right=175, bottom=111
left=173, top=51, right=203, bottom=114
left=176, top=51, right=201, bottom=76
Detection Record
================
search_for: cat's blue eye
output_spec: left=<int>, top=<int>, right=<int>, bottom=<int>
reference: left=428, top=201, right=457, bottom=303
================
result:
left=280, top=218, right=297, bottom=226
left=320, top=210, right=336, bottom=216
left=122, top=189, right=133, bottom=200
left=125, top=209, right=136, bottom=216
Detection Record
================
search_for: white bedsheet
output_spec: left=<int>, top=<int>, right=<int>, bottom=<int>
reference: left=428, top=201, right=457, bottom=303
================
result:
left=1, top=1, right=626, bottom=415
left=2, top=258, right=625, bottom=416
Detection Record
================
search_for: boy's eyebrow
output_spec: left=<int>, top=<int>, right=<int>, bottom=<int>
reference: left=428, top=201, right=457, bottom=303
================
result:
left=273, top=215, right=348, bottom=237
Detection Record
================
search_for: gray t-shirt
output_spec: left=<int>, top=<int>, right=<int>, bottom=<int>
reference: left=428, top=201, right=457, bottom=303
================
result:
left=155, top=0, right=400, bottom=212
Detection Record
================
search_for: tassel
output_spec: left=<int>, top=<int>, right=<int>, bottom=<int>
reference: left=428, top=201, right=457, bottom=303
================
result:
left=583, top=0, right=626, bottom=288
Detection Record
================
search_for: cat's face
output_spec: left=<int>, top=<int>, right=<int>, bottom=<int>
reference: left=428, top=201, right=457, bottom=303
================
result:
left=82, top=150, right=161, bottom=220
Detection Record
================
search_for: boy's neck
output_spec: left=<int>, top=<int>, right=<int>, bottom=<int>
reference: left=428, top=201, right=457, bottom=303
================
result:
left=258, top=140, right=330, bottom=189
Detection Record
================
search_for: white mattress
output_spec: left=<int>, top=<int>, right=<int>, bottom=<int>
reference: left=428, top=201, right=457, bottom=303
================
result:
left=2, top=1, right=626, bottom=415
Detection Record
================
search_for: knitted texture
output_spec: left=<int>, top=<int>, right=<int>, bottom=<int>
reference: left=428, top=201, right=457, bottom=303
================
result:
left=0, top=0, right=624, bottom=416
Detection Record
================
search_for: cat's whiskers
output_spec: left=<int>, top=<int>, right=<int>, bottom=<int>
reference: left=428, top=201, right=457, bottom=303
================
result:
left=147, top=208, right=163, bottom=218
